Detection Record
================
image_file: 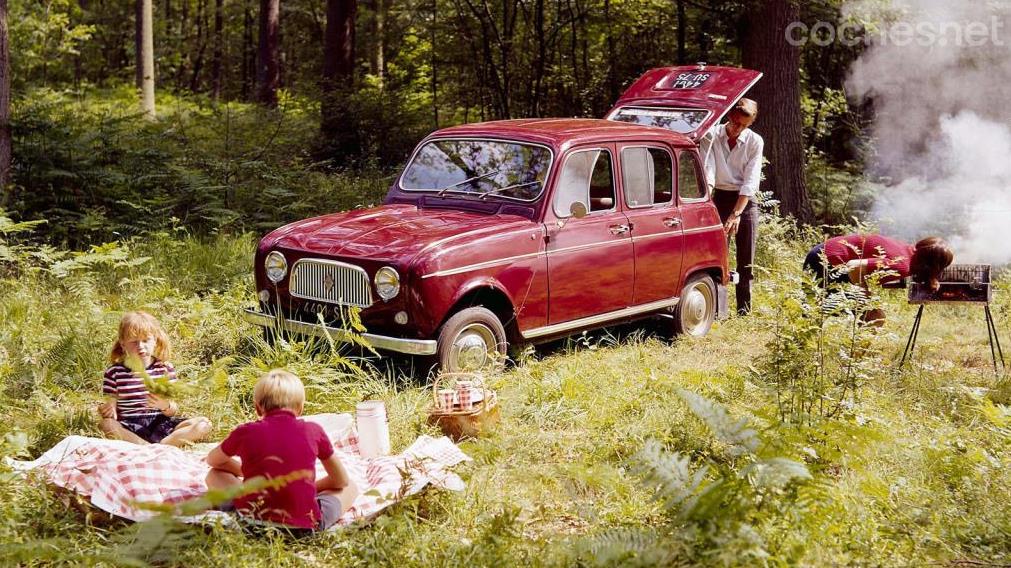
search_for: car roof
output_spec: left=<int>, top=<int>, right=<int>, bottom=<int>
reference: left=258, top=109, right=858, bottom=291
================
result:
left=429, top=118, right=695, bottom=148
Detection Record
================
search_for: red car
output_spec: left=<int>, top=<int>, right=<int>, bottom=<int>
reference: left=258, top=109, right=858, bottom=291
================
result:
left=244, top=65, right=760, bottom=372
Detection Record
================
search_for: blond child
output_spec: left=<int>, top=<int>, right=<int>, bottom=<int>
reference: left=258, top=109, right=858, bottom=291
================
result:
left=205, top=369, right=360, bottom=533
left=97, top=311, right=211, bottom=446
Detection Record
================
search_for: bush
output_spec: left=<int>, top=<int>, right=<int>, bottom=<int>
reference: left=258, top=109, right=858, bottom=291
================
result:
left=10, top=88, right=391, bottom=245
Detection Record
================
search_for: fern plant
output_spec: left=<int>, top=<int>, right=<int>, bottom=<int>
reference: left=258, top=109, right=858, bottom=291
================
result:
left=577, top=391, right=814, bottom=565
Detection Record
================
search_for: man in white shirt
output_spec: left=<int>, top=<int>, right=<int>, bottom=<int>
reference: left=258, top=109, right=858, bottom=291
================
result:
left=703, top=98, right=763, bottom=315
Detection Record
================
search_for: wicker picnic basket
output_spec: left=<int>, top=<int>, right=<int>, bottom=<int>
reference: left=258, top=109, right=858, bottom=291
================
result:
left=426, top=372, right=500, bottom=441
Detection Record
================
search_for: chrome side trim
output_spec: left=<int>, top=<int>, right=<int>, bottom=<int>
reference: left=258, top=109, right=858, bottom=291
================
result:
left=421, top=251, right=544, bottom=279
left=242, top=308, right=437, bottom=356
left=632, top=231, right=680, bottom=242
left=548, top=239, right=629, bottom=255
left=683, top=222, right=723, bottom=233
left=521, top=297, right=680, bottom=340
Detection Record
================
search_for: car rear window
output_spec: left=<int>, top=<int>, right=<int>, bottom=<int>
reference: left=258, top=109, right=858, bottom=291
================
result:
left=610, top=107, right=710, bottom=134
left=400, top=139, right=552, bottom=202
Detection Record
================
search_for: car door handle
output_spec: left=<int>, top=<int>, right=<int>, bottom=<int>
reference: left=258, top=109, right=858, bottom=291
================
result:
left=609, top=224, right=631, bottom=235
left=662, top=217, right=682, bottom=228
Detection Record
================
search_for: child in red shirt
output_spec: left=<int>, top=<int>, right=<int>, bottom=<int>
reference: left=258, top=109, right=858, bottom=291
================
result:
left=205, top=369, right=359, bottom=532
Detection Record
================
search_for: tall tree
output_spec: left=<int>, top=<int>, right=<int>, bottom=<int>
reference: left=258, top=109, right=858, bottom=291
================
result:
left=369, top=0, right=384, bottom=86
left=134, top=0, right=143, bottom=88
left=139, top=0, right=156, bottom=119
left=211, top=0, right=224, bottom=99
left=322, top=0, right=356, bottom=87
left=320, top=0, right=357, bottom=153
left=0, top=0, right=9, bottom=206
left=256, top=0, right=280, bottom=107
left=741, top=0, right=811, bottom=221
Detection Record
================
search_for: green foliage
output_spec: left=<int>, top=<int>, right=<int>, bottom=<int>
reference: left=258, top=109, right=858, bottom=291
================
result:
left=805, top=152, right=877, bottom=226
left=10, top=89, right=391, bottom=245
left=576, top=391, right=813, bottom=565
left=753, top=235, right=885, bottom=425
left=2, top=214, right=1011, bottom=566
left=8, top=0, right=95, bottom=88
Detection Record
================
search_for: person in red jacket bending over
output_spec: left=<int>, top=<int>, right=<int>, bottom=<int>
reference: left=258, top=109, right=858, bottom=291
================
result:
left=803, top=234, right=954, bottom=324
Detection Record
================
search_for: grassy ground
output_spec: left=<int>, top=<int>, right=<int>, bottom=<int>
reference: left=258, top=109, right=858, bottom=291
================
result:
left=1, top=215, right=1010, bottom=567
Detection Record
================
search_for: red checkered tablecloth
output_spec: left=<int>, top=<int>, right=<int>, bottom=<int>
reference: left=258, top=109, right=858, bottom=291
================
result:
left=10, top=414, right=469, bottom=527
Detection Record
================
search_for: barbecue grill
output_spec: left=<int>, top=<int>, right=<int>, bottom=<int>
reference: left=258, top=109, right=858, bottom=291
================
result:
left=900, top=264, right=1005, bottom=372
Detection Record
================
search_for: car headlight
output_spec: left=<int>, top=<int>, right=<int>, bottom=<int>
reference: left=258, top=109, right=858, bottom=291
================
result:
left=264, top=251, right=288, bottom=284
left=374, top=266, right=400, bottom=300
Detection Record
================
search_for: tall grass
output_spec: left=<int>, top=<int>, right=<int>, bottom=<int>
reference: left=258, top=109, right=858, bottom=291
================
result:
left=1, top=212, right=1011, bottom=566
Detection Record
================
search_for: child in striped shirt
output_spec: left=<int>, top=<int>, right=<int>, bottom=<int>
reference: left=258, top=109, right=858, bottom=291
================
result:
left=97, top=311, right=212, bottom=446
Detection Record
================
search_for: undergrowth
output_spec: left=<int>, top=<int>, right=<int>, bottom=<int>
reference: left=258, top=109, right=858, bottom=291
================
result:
left=1, top=213, right=1010, bottom=566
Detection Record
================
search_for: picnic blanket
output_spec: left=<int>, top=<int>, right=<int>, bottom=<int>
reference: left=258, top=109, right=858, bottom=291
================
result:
left=7, top=413, right=470, bottom=529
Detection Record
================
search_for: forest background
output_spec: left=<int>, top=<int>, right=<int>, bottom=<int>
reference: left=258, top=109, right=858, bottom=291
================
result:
left=3, top=0, right=1011, bottom=566
left=2, top=0, right=869, bottom=242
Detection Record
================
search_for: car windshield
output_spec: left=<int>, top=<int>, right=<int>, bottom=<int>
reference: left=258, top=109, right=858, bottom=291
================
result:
left=610, top=107, right=710, bottom=134
left=400, top=139, right=552, bottom=201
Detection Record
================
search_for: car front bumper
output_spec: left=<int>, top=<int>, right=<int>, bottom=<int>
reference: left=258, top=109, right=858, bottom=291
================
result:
left=241, top=308, right=438, bottom=356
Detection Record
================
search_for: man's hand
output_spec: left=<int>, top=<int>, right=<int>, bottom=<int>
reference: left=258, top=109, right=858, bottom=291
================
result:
left=97, top=401, right=117, bottom=420
left=724, top=215, right=741, bottom=238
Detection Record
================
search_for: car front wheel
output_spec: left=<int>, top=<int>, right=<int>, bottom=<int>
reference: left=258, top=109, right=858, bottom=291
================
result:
left=436, top=307, right=508, bottom=373
left=671, top=274, right=716, bottom=337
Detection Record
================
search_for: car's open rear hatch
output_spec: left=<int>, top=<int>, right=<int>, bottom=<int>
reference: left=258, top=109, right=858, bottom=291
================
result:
left=606, top=64, right=762, bottom=142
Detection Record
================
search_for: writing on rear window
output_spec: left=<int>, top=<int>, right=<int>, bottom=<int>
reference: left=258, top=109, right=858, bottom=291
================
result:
left=668, top=72, right=710, bottom=89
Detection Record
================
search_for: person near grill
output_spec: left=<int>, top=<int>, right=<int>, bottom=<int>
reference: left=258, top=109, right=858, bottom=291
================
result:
left=98, top=311, right=212, bottom=446
left=802, top=234, right=954, bottom=324
left=205, top=369, right=360, bottom=535
left=704, top=98, right=763, bottom=315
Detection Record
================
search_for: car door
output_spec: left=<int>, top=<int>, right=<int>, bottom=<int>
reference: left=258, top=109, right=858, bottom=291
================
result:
left=545, top=145, right=634, bottom=324
left=675, top=148, right=725, bottom=276
left=618, top=144, right=684, bottom=305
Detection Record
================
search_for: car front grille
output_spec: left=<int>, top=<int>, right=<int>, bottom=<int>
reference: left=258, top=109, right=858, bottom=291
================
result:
left=289, top=259, right=373, bottom=308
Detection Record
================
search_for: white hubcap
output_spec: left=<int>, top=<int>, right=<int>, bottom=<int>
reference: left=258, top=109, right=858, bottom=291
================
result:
left=450, top=323, right=497, bottom=371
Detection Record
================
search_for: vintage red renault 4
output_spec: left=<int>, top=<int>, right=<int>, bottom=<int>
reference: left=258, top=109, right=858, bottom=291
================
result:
left=244, top=65, right=759, bottom=373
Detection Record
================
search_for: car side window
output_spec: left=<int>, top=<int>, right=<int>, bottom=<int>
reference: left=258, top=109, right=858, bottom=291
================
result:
left=678, top=150, right=706, bottom=200
left=554, top=149, right=615, bottom=217
left=621, top=147, right=673, bottom=208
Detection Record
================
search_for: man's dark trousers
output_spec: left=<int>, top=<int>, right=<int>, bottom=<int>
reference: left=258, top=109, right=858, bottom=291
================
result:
left=713, top=189, right=758, bottom=315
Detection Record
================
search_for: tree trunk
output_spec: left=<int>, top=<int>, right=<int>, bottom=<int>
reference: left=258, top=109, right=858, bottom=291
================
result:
left=322, top=0, right=356, bottom=85
left=369, top=0, right=384, bottom=87
left=189, top=0, right=208, bottom=92
left=320, top=0, right=358, bottom=156
left=740, top=0, right=811, bottom=221
left=212, top=0, right=223, bottom=99
left=140, top=0, right=156, bottom=119
left=676, top=0, right=686, bottom=65
left=242, top=0, right=254, bottom=99
left=0, top=0, right=10, bottom=207
left=135, top=0, right=144, bottom=88
left=256, top=0, right=280, bottom=107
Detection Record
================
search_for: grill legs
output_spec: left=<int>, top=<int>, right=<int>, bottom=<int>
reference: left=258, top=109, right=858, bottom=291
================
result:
left=899, top=305, right=925, bottom=369
left=985, top=305, right=1006, bottom=373
left=900, top=304, right=1006, bottom=374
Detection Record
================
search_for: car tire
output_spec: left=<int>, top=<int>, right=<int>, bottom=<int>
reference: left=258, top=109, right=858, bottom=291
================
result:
left=436, top=307, right=508, bottom=373
left=671, top=273, right=717, bottom=337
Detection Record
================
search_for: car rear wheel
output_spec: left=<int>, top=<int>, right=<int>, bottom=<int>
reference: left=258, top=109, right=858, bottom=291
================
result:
left=671, top=274, right=716, bottom=337
left=436, top=307, right=508, bottom=373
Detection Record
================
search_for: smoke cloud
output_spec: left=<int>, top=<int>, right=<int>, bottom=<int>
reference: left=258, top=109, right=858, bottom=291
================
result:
left=844, top=0, right=1011, bottom=265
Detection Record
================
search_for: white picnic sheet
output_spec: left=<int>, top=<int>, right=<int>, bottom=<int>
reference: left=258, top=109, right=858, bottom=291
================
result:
left=7, top=413, right=470, bottom=529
